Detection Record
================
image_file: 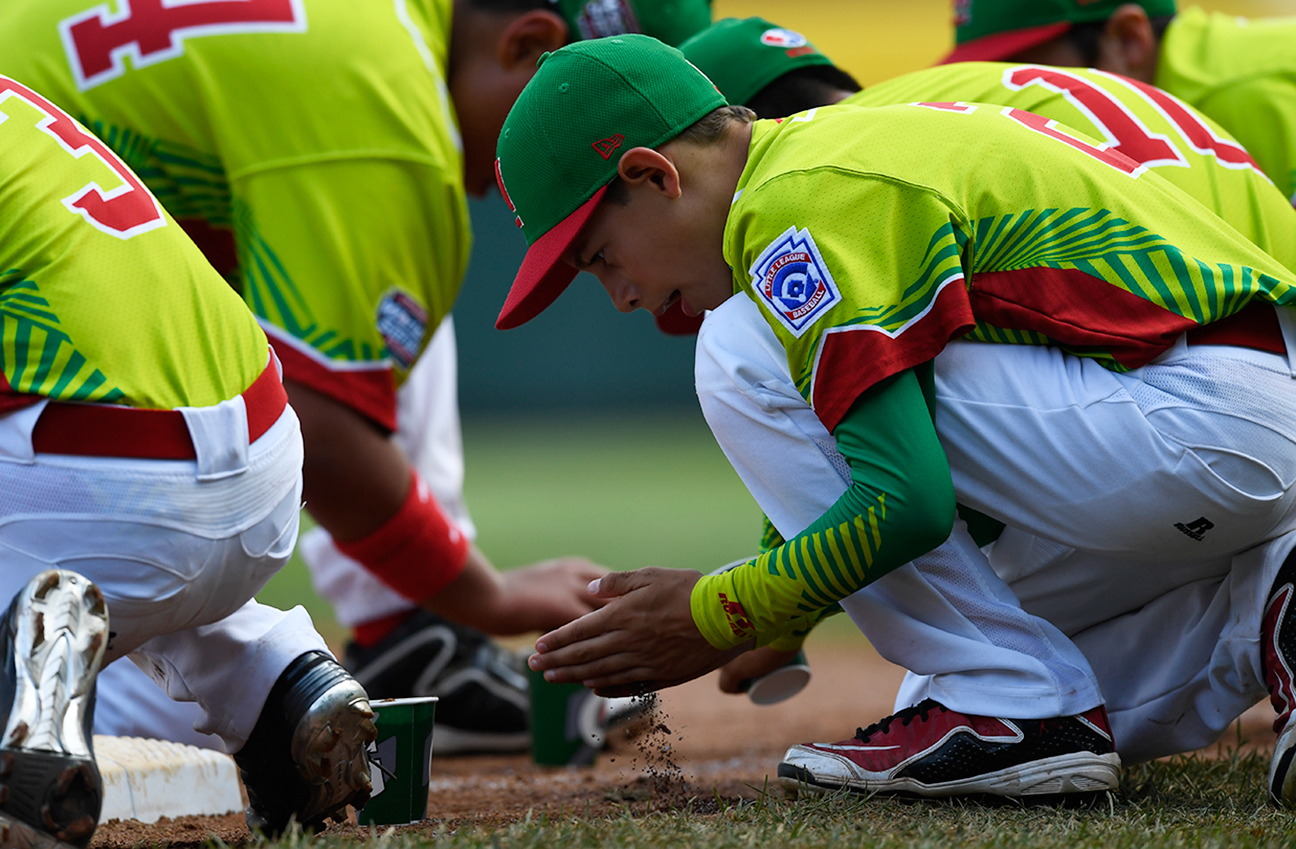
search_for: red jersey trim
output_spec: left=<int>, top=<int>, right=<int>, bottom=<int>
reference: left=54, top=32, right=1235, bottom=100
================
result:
left=267, top=334, right=398, bottom=433
left=969, top=266, right=1200, bottom=369
left=811, top=276, right=975, bottom=433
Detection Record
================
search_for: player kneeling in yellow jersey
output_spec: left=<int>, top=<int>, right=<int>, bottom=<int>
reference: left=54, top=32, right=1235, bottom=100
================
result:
left=0, top=77, right=375, bottom=843
left=943, top=0, right=1296, bottom=205
left=0, top=0, right=710, bottom=756
left=495, top=36, right=1296, bottom=805
left=670, top=14, right=1296, bottom=773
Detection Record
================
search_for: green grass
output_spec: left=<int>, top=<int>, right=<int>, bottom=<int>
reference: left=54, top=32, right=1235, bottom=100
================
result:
left=254, top=748, right=1296, bottom=849
left=255, top=411, right=763, bottom=644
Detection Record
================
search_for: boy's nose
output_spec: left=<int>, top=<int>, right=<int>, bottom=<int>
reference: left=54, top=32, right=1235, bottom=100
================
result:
left=600, top=275, right=640, bottom=313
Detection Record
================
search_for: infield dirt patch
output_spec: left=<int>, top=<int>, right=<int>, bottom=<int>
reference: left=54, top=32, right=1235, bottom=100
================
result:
left=88, top=633, right=1281, bottom=847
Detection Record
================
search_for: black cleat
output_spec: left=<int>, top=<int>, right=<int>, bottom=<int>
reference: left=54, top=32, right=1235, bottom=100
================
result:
left=234, top=652, right=375, bottom=836
left=343, top=611, right=529, bottom=755
left=0, top=570, right=108, bottom=849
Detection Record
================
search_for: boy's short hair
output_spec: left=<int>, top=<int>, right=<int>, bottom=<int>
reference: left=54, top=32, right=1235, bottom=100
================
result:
left=940, top=0, right=1176, bottom=64
left=493, top=35, right=726, bottom=329
left=603, top=102, right=754, bottom=204
left=744, top=64, right=861, bottom=119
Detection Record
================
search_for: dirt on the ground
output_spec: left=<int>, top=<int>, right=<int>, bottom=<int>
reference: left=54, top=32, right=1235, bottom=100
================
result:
left=88, top=633, right=1282, bottom=847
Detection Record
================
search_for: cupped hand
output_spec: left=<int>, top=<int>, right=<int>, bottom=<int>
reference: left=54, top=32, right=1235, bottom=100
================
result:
left=527, top=567, right=753, bottom=697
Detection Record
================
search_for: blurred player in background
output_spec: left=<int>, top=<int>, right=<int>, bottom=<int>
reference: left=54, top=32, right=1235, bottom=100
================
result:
left=500, top=35, right=1296, bottom=805
left=943, top=0, right=1296, bottom=204
left=0, top=0, right=710, bottom=753
left=673, top=11, right=1296, bottom=775
left=0, top=76, right=374, bottom=842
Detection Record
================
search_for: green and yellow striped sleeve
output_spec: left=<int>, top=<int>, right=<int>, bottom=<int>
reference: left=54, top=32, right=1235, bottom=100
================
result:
left=691, top=368, right=956, bottom=649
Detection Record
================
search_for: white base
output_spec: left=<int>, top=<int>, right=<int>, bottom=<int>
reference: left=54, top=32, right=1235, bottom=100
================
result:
left=95, top=735, right=243, bottom=823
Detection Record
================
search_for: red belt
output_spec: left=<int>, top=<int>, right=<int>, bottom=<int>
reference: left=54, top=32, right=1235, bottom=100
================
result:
left=31, top=362, right=288, bottom=460
left=1186, top=303, right=1287, bottom=355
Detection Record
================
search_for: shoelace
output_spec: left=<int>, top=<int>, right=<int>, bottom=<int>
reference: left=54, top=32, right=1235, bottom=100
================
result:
left=854, top=699, right=947, bottom=743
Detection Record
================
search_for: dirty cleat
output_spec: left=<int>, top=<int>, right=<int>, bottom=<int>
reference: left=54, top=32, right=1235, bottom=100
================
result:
left=343, top=611, right=529, bottom=755
left=234, top=651, right=376, bottom=836
left=1263, top=550, right=1296, bottom=806
left=777, top=699, right=1120, bottom=800
left=0, top=570, right=109, bottom=849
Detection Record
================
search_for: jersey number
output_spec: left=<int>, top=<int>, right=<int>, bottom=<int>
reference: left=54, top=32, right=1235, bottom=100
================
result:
left=0, top=76, right=166, bottom=239
left=61, top=0, right=307, bottom=91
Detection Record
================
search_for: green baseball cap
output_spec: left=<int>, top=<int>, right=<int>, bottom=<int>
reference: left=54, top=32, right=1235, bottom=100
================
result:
left=941, top=0, right=1176, bottom=64
left=553, top=0, right=713, bottom=47
left=679, top=17, right=834, bottom=107
left=493, top=34, right=726, bottom=330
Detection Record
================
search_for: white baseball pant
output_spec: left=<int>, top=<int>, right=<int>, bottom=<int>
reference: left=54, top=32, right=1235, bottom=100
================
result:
left=0, top=391, right=329, bottom=754
left=94, top=317, right=473, bottom=748
left=696, top=292, right=1296, bottom=762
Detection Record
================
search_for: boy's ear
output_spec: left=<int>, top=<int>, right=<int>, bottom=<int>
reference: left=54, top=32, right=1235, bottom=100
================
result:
left=1099, top=4, right=1157, bottom=81
left=616, top=147, right=682, bottom=199
left=498, top=10, right=568, bottom=70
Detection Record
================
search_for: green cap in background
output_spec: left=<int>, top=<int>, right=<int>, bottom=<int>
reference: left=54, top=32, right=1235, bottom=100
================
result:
left=493, top=34, right=726, bottom=329
left=941, top=0, right=1176, bottom=64
left=553, top=0, right=713, bottom=47
left=679, top=17, right=834, bottom=106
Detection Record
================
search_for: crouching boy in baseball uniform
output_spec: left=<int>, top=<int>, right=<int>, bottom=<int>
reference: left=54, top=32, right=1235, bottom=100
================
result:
left=668, top=15, right=1296, bottom=763
left=0, top=77, right=374, bottom=845
left=493, top=36, right=1296, bottom=805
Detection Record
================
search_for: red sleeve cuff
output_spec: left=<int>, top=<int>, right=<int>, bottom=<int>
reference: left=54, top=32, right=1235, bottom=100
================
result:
left=335, top=469, right=471, bottom=601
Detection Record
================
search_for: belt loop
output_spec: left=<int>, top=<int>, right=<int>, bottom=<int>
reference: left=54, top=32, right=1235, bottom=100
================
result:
left=1277, top=306, right=1296, bottom=378
left=179, top=396, right=250, bottom=481
left=0, top=400, right=47, bottom=465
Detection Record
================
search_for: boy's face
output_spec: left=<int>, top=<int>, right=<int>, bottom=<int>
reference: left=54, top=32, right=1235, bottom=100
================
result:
left=564, top=175, right=733, bottom=318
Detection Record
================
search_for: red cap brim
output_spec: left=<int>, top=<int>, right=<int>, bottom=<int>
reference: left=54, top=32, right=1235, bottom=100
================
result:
left=496, top=186, right=609, bottom=330
left=938, top=22, right=1072, bottom=65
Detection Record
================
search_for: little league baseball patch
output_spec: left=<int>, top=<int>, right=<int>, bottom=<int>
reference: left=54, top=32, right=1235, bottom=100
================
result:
left=749, top=226, right=841, bottom=337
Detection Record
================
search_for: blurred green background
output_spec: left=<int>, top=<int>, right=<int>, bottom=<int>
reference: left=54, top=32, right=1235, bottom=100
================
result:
left=257, top=0, right=1286, bottom=645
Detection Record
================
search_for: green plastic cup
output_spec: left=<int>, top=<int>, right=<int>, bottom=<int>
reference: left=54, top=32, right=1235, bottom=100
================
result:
left=528, top=668, right=603, bottom=766
left=356, top=696, right=438, bottom=826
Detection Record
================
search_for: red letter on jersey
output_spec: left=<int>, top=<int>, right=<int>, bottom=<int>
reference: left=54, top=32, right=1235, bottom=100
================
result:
left=61, top=0, right=307, bottom=90
left=1002, top=106, right=1146, bottom=177
left=0, top=76, right=166, bottom=238
left=1003, top=66, right=1183, bottom=169
left=1004, top=65, right=1263, bottom=177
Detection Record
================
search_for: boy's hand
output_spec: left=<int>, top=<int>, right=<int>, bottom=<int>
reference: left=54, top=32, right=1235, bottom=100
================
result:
left=528, top=567, right=752, bottom=696
left=423, top=550, right=608, bottom=636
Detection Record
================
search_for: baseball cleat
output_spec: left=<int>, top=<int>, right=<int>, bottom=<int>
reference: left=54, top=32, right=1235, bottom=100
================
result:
left=344, top=611, right=530, bottom=755
left=234, top=651, right=376, bottom=836
left=0, top=570, right=109, bottom=849
left=1263, top=550, right=1296, bottom=806
left=777, top=699, right=1120, bottom=800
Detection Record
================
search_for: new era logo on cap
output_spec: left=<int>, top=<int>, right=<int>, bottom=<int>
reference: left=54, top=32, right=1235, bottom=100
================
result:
left=592, top=134, right=625, bottom=160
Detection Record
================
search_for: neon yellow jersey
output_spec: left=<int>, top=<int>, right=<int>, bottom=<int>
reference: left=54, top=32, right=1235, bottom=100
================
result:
left=0, top=0, right=469, bottom=430
left=1157, top=6, right=1296, bottom=205
left=849, top=62, right=1296, bottom=271
left=726, top=104, right=1296, bottom=432
left=0, top=76, right=266, bottom=412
